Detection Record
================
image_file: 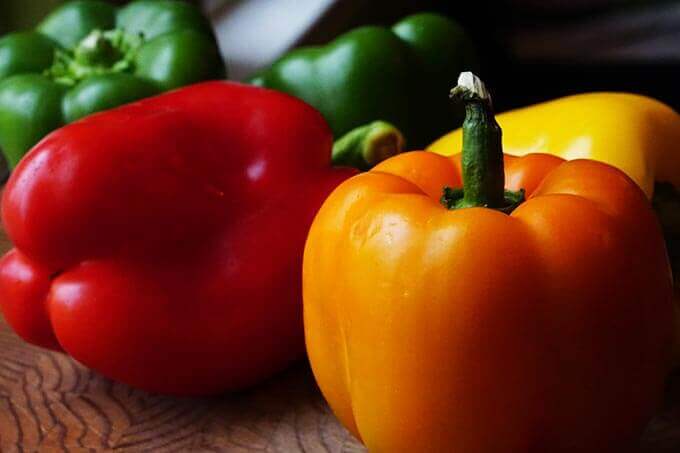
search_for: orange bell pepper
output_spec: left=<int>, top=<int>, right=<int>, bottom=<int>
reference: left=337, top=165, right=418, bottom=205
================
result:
left=303, top=73, right=674, bottom=452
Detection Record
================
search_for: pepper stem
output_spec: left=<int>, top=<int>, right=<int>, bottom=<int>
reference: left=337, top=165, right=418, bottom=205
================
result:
left=45, top=29, right=143, bottom=86
left=332, top=121, right=405, bottom=170
left=74, top=30, right=123, bottom=67
left=441, top=72, right=524, bottom=212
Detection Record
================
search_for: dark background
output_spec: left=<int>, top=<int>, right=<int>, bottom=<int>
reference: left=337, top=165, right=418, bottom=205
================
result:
left=2, top=0, right=679, bottom=113
left=299, top=0, right=680, bottom=113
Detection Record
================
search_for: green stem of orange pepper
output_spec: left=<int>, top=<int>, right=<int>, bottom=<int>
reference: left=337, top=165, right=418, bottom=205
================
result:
left=441, top=72, right=524, bottom=212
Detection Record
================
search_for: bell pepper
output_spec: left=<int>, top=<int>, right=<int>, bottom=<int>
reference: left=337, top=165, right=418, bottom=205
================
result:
left=0, top=81, right=404, bottom=396
left=250, top=13, right=477, bottom=149
left=303, top=73, right=673, bottom=452
left=0, top=0, right=226, bottom=169
left=428, top=92, right=680, bottom=198
left=429, top=92, right=680, bottom=360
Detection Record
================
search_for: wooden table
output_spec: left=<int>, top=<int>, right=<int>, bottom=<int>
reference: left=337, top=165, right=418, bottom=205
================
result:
left=0, top=213, right=679, bottom=452
left=0, top=219, right=364, bottom=451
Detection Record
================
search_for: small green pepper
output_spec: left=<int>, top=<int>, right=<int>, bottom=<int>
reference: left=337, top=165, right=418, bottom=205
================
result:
left=250, top=13, right=477, bottom=148
left=0, top=0, right=226, bottom=168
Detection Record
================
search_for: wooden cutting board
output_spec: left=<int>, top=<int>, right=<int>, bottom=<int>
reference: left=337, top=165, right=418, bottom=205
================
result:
left=0, top=199, right=678, bottom=452
left=0, top=207, right=364, bottom=452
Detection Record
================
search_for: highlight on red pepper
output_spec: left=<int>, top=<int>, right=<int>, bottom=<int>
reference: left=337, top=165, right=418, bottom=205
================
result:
left=0, top=81, right=403, bottom=396
left=303, top=72, right=674, bottom=452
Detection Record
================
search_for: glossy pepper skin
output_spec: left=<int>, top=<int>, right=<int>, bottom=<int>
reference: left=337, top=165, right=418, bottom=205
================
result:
left=250, top=13, right=476, bottom=148
left=430, top=93, right=680, bottom=361
left=429, top=92, right=680, bottom=198
left=0, top=82, right=357, bottom=396
left=303, top=75, right=673, bottom=452
left=0, top=0, right=226, bottom=168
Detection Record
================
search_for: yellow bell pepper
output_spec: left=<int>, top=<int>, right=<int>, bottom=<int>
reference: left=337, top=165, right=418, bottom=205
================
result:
left=429, top=92, right=680, bottom=198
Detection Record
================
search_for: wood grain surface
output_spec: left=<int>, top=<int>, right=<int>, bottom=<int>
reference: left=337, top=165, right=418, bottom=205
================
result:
left=0, top=206, right=679, bottom=452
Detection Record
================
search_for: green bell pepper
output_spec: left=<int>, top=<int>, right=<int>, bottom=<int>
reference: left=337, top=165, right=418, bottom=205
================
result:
left=0, top=0, right=226, bottom=168
left=250, top=13, right=477, bottom=149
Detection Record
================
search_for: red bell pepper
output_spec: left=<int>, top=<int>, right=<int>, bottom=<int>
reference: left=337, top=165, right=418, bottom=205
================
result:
left=0, top=82, right=360, bottom=395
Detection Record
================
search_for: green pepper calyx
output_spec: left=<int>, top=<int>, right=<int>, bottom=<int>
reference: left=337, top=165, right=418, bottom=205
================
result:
left=45, top=29, right=144, bottom=86
left=441, top=72, right=525, bottom=213
left=332, top=120, right=405, bottom=171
